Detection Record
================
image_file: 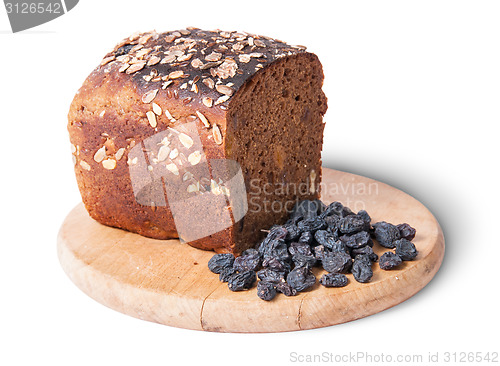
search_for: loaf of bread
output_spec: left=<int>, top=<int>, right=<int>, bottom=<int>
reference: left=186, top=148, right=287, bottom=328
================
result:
left=68, top=28, right=327, bottom=255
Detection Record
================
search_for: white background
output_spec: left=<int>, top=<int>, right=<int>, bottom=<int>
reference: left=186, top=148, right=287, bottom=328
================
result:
left=1, top=1, right=499, bottom=365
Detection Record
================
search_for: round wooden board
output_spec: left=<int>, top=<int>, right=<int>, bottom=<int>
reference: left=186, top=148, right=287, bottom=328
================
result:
left=57, top=168, right=444, bottom=333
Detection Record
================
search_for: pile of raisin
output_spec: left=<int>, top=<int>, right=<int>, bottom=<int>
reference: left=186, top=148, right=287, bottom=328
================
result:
left=207, top=200, right=418, bottom=301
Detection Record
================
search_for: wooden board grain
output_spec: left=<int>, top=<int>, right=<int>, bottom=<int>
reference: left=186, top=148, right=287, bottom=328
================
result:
left=57, top=168, right=445, bottom=332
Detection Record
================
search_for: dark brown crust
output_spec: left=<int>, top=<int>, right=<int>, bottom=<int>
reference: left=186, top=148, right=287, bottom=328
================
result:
left=68, top=28, right=325, bottom=254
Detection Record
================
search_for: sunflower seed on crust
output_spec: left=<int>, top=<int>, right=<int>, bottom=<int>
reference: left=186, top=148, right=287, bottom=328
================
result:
left=168, top=70, right=184, bottom=79
left=215, top=84, right=234, bottom=96
left=169, top=148, right=179, bottom=159
left=152, top=102, right=162, bottom=115
left=80, top=160, right=91, bottom=171
left=196, top=111, right=210, bottom=128
left=147, top=55, right=161, bottom=66
left=102, top=158, right=117, bottom=170
left=187, top=183, right=199, bottom=193
left=146, top=111, right=157, bottom=128
left=165, top=35, right=176, bottom=43
left=177, top=53, right=193, bottom=62
left=115, top=148, right=126, bottom=161
left=179, top=133, right=194, bottom=149
left=157, top=145, right=170, bottom=161
left=202, top=78, right=215, bottom=89
left=191, top=58, right=203, bottom=68
left=93, top=146, right=107, bottom=163
left=205, top=51, right=222, bottom=62
left=215, top=95, right=230, bottom=105
left=238, top=54, right=251, bottom=63
left=165, top=109, right=176, bottom=122
left=202, top=97, right=213, bottom=107
left=212, top=124, right=223, bottom=145
left=166, top=163, right=179, bottom=175
left=142, top=89, right=159, bottom=103
left=119, top=64, right=130, bottom=73
left=161, top=54, right=177, bottom=64
left=188, top=151, right=202, bottom=165
left=100, top=56, right=115, bottom=66
left=162, top=80, right=173, bottom=89
left=254, top=39, right=266, bottom=47
left=126, top=61, right=146, bottom=74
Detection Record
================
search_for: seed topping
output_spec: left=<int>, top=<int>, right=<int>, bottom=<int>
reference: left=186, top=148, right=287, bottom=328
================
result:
left=102, top=158, right=117, bottom=170
left=146, top=111, right=157, bottom=128
left=179, top=133, right=194, bottom=149
left=212, top=124, right=223, bottom=145
left=152, top=102, right=162, bottom=115
left=196, top=111, right=210, bottom=128
left=188, top=151, right=202, bottom=165
left=142, top=89, right=159, bottom=103
left=93, top=146, right=107, bottom=163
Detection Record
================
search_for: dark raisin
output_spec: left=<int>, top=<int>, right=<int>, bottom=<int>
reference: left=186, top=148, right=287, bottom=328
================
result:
left=337, top=216, right=366, bottom=234
left=260, top=239, right=290, bottom=262
left=357, top=210, right=371, bottom=225
left=320, top=201, right=344, bottom=218
left=340, top=231, right=372, bottom=249
left=397, top=223, right=417, bottom=241
left=313, top=244, right=327, bottom=260
left=288, top=242, right=313, bottom=256
left=283, top=223, right=301, bottom=242
left=319, top=273, right=348, bottom=288
left=257, top=281, right=277, bottom=301
left=292, top=253, right=317, bottom=268
left=321, top=251, right=352, bottom=273
left=286, top=218, right=297, bottom=226
left=352, top=255, right=373, bottom=283
left=373, top=221, right=401, bottom=248
left=233, top=252, right=261, bottom=272
left=208, top=253, right=235, bottom=274
left=262, top=256, right=292, bottom=273
left=257, top=226, right=288, bottom=256
left=314, top=230, right=336, bottom=249
left=219, top=267, right=237, bottom=282
left=324, top=215, right=341, bottom=230
left=379, top=251, right=403, bottom=270
left=291, top=199, right=324, bottom=220
left=297, top=217, right=328, bottom=232
left=257, top=268, right=286, bottom=284
left=286, top=266, right=316, bottom=292
left=351, top=245, right=378, bottom=262
left=241, top=248, right=259, bottom=257
left=276, top=281, right=297, bottom=296
left=328, top=227, right=341, bottom=241
left=394, top=238, right=418, bottom=260
left=227, top=270, right=256, bottom=291
left=354, top=254, right=372, bottom=266
left=329, top=239, right=350, bottom=254
left=298, top=231, right=314, bottom=245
